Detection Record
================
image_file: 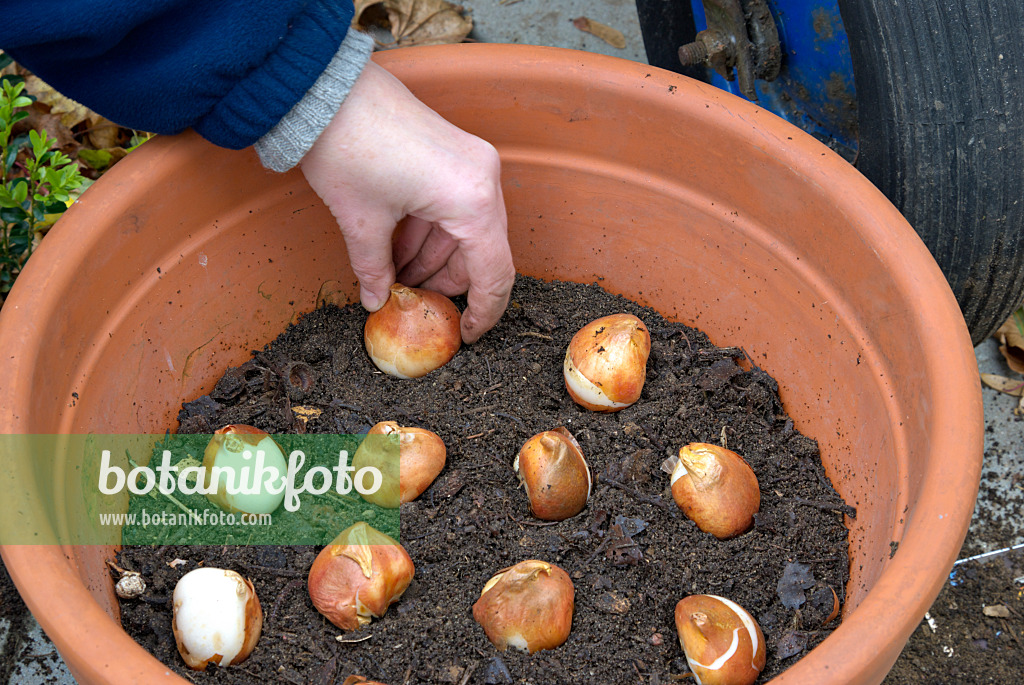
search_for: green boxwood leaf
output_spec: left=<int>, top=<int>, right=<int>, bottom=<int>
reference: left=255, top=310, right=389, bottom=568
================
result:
left=77, top=148, right=113, bottom=171
left=0, top=205, right=27, bottom=223
left=28, top=129, right=48, bottom=159
left=10, top=228, right=31, bottom=251
left=11, top=177, right=28, bottom=203
left=0, top=74, right=25, bottom=89
left=4, top=141, right=21, bottom=173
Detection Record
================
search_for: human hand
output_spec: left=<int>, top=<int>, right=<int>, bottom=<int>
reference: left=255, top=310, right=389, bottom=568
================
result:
left=299, top=60, right=514, bottom=344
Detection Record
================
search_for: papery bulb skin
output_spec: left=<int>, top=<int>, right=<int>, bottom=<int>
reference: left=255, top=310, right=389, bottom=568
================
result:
left=472, top=560, right=575, bottom=653
left=564, top=313, right=650, bottom=411
left=823, top=586, right=840, bottom=625
left=514, top=427, right=590, bottom=521
left=669, top=443, right=760, bottom=539
left=364, top=284, right=461, bottom=378
left=675, top=595, right=765, bottom=685
left=342, top=677, right=388, bottom=685
left=307, top=522, right=415, bottom=630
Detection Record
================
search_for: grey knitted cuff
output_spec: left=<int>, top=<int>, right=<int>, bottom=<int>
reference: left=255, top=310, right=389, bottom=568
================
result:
left=254, top=30, right=375, bottom=172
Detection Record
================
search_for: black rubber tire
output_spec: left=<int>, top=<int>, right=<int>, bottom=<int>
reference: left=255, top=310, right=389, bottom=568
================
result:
left=838, top=1, right=1024, bottom=344
left=635, top=0, right=703, bottom=80
left=638, top=1, right=1024, bottom=344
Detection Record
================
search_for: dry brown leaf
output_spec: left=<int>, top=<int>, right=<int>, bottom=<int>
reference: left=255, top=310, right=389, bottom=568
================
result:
left=16, top=109, right=78, bottom=153
left=994, top=308, right=1024, bottom=374
left=353, top=0, right=379, bottom=18
left=354, top=0, right=472, bottom=47
left=23, top=75, right=93, bottom=129
left=388, top=0, right=472, bottom=47
left=572, top=16, right=627, bottom=49
left=982, top=604, right=1010, bottom=618
left=86, top=114, right=122, bottom=150
left=980, top=373, right=1024, bottom=396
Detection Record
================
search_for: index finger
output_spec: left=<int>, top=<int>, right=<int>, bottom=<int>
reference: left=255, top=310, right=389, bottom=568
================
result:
left=459, top=234, right=515, bottom=343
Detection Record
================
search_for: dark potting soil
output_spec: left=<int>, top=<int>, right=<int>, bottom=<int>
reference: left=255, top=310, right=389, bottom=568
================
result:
left=883, top=552, right=1024, bottom=685
left=0, top=560, right=63, bottom=683
left=116, top=276, right=852, bottom=685
left=884, top=518, right=1024, bottom=684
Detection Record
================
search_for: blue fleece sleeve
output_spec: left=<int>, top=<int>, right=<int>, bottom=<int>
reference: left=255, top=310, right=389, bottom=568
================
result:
left=0, top=0, right=355, bottom=150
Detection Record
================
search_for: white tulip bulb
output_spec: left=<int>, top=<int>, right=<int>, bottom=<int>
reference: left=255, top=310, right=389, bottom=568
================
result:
left=172, top=567, right=262, bottom=670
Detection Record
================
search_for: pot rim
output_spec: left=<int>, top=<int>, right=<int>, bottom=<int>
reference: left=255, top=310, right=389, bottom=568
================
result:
left=0, top=43, right=982, bottom=684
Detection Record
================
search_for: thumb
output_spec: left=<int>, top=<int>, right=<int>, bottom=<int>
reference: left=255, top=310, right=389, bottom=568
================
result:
left=338, top=214, right=399, bottom=312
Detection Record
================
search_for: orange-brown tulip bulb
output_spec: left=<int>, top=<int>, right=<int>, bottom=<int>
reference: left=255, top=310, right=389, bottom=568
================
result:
left=352, top=421, right=446, bottom=508
left=364, top=283, right=461, bottom=378
left=472, top=560, right=574, bottom=653
left=668, top=443, right=760, bottom=539
left=563, top=313, right=650, bottom=411
left=514, top=427, right=590, bottom=521
left=308, top=523, right=415, bottom=630
left=675, top=595, right=765, bottom=685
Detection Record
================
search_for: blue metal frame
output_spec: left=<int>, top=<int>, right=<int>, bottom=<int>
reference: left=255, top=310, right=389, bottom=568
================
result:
left=690, top=0, right=858, bottom=160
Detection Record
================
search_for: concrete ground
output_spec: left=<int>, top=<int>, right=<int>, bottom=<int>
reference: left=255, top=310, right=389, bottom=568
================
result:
left=467, top=0, right=646, bottom=62
left=970, top=340, right=1024, bottom=555
left=2, top=1, right=1020, bottom=682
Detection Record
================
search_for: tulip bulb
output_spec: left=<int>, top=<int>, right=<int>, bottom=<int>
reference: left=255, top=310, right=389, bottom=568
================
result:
left=352, top=421, right=446, bottom=508
left=203, top=424, right=287, bottom=515
left=675, top=595, right=765, bottom=685
left=514, top=427, right=591, bottom=521
left=308, top=522, right=415, bottom=630
left=364, top=283, right=461, bottom=378
left=564, top=313, right=651, bottom=411
left=667, top=443, right=760, bottom=539
left=472, top=560, right=574, bottom=653
left=172, top=567, right=262, bottom=670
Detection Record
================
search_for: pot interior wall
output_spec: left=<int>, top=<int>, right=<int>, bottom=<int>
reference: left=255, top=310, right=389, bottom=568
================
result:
left=49, top=129, right=892, bottom=616
left=3, top=46, right=979, bottom=685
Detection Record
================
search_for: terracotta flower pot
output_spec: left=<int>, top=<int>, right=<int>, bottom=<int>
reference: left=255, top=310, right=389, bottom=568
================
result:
left=0, top=45, right=982, bottom=684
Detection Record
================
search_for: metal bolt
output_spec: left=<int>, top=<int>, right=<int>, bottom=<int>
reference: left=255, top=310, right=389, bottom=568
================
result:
left=678, top=30, right=729, bottom=68
left=678, top=41, right=709, bottom=66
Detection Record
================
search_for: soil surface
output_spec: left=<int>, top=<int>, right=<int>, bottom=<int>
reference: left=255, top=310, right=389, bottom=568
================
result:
left=0, top=561, right=56, bottom=684
left=883, top=541, right=1024, bottom=684
left=116, top=276, right=854, bottom=684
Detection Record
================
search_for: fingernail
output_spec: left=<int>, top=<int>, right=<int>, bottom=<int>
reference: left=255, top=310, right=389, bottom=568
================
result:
left=461, top=318, right=481, bottom=344
left=362, top=290, right=387, bottom=312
